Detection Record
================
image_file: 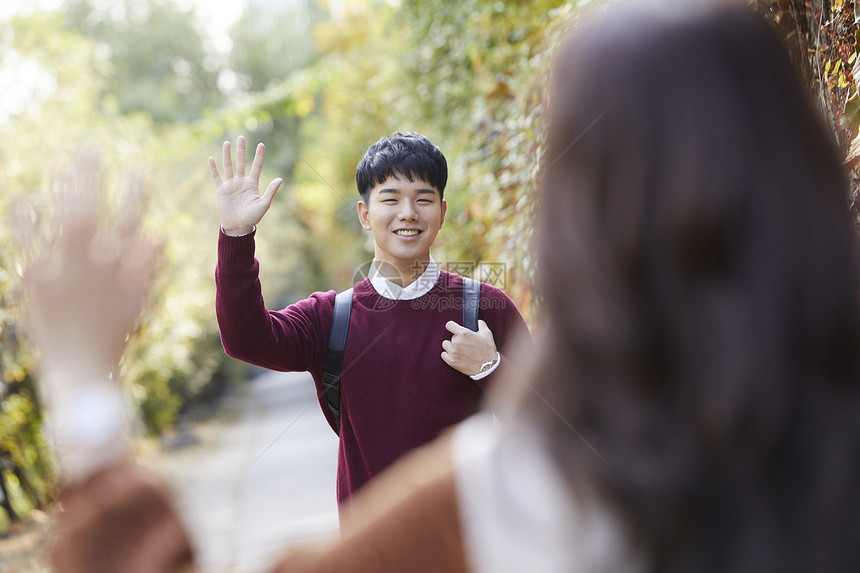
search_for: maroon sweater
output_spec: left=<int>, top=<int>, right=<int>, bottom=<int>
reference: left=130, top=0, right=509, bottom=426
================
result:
left=215, top=230, right=528, bottom=504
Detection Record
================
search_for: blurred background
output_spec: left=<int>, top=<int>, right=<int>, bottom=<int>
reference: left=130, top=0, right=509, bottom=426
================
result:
left=0, top=0, right=572, bottom=565
left=2, top=0, right=860, bottom=570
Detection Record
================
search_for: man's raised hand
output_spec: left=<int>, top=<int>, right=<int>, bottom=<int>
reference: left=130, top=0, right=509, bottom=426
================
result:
left=209, top=135, right=283, bottom=236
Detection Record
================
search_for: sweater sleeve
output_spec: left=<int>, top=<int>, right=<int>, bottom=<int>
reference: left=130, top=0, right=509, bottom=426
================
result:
left=215, top=229, right=335, bottom=373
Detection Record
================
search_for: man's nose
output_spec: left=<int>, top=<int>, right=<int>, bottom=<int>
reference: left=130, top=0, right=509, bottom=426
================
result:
left=398, top=202, right=418, bottom=221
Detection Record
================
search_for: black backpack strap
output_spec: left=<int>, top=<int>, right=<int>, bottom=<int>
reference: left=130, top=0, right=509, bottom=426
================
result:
left=462, top=277, right=481, bottom=332
left=322, top=288, right=353, bottom=433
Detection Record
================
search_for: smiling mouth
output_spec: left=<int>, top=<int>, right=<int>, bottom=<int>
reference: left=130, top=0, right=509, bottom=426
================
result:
left=394, top=229, right=421, bottom=236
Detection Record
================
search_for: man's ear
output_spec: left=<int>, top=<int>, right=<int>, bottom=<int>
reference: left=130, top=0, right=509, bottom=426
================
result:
left=440, top=200, right=447, bottom=227
left=357, top=201, right=371, bottom=230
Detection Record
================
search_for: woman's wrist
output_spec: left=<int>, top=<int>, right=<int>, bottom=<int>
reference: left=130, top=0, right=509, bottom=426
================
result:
left=39, top=367, right=130, bottom=484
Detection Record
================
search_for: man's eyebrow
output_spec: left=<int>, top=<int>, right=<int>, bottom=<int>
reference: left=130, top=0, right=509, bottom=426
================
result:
left=377, top=188, right=438, bottom=195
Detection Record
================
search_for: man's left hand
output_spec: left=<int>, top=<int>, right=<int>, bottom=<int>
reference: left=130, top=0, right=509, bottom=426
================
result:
left=441, top=320, right=498, bottom=376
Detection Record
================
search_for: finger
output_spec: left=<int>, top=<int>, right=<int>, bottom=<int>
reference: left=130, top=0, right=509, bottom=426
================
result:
left=70, top=150, right=102, bottom=223
left=118, top=168, right=147, bottom=237
left=236, top=136, right=246, bottom=178
left=208, top=157, right=222, bottom=187
left=58, top=217, right=99, bottom=262
left=89, top=226, right=124, bottom=266
left=445, top=320, right=466, bottom=335
left=222, top=141, right=233, bottom=180
left=441, top=339, right=454, bottom=353
left=249, top=142, right=265, bottom=182
left=56, top=152, right=101, bottom=229
left=260, top=178, right=282, bottom=208
left=119, top=237, right=159, bottom=310
left=477, top=320, right=497, bottom=347
left=441, top=351, right=453, bottom=366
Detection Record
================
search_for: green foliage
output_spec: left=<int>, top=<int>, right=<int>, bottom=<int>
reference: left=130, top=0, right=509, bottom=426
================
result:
left=0, top=388, right=55, bottom=519
left=0, top=10, right=228, bottom=448
left=0, top=0, right=598, bottom=508
left=391, top=0, right=580, bottom=315
left=0, top=9, right=103, bottom=512
left=229, top=2, right=318, bottom=94
left=63, top=0, right=222, bottom=122
left=271, top=0, right=583, bottom=319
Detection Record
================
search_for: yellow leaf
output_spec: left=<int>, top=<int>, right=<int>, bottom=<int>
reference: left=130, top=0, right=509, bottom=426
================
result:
left=825, top=59, right=832, bottom=78
left=849, top=52, right=857, bottom=65
left=839, top=72, right=848, bottom=88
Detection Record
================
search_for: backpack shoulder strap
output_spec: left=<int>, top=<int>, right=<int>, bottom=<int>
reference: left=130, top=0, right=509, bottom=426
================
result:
left=322, top=288, right=353, bottom=434
left=462, top=277, right=481, bottom=332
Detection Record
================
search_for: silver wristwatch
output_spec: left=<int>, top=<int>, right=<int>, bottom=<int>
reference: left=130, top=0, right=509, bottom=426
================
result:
left=479, top=356, right=499, bottom=374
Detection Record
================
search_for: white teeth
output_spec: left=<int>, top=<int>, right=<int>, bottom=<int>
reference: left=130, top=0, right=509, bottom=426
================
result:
left=395, top=230, right=420, bottom=236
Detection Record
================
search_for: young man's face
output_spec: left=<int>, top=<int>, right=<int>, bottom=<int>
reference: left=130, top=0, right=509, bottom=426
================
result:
left=357, top=174, right=447, bottom=278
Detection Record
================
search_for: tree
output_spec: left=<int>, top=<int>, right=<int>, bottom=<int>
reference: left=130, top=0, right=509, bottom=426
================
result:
left=228, top=1, right=318, bottom=95
left=62, top=0, right=222, bottom=123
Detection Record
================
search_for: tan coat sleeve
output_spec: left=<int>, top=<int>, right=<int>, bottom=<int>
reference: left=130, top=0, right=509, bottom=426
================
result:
left=50, top=433, right=469, bottom=573
left=270, top=432, right=469, bottom=573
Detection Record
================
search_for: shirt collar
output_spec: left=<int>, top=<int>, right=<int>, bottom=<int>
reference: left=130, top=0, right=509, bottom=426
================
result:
left=368, top=257, right=439, bottom=300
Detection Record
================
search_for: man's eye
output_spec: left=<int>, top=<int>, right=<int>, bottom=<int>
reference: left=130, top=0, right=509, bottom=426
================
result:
left=417, top=199, right=433, bottom=204
left=382, top=199, right=397, bottom=204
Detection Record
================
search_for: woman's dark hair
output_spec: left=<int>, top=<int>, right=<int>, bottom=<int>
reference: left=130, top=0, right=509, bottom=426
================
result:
left=355, top=131, right=448, bottom=203
left=531, top=3, right=860, bottom=571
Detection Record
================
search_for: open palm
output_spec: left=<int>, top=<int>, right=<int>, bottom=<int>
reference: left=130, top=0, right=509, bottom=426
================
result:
left=209, top=135, right=283, bottom=236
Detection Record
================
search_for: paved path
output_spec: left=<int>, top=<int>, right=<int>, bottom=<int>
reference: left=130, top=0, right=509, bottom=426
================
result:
left=154, top=371, right=339, bottom=573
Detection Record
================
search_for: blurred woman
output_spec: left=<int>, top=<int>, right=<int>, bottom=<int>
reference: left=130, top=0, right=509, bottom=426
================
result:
left=514, top=1, right=860, bottom=570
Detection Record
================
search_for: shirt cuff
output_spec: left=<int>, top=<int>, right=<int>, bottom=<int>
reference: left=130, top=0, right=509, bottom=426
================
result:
left=220, top=225, right=255, bottom=237
left=470, top=352, right=501, bottom=381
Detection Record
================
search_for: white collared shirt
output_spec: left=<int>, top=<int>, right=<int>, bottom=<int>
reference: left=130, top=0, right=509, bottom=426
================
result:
left=367, top=257, right=440, bottom=300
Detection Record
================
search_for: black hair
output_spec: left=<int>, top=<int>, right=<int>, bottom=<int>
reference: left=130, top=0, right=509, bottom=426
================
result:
left=355, top=132, right=448, bottom=203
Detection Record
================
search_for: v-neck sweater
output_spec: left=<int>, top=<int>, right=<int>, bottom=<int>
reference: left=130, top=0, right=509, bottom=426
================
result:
left=215, top=230, right=528, bottom=505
